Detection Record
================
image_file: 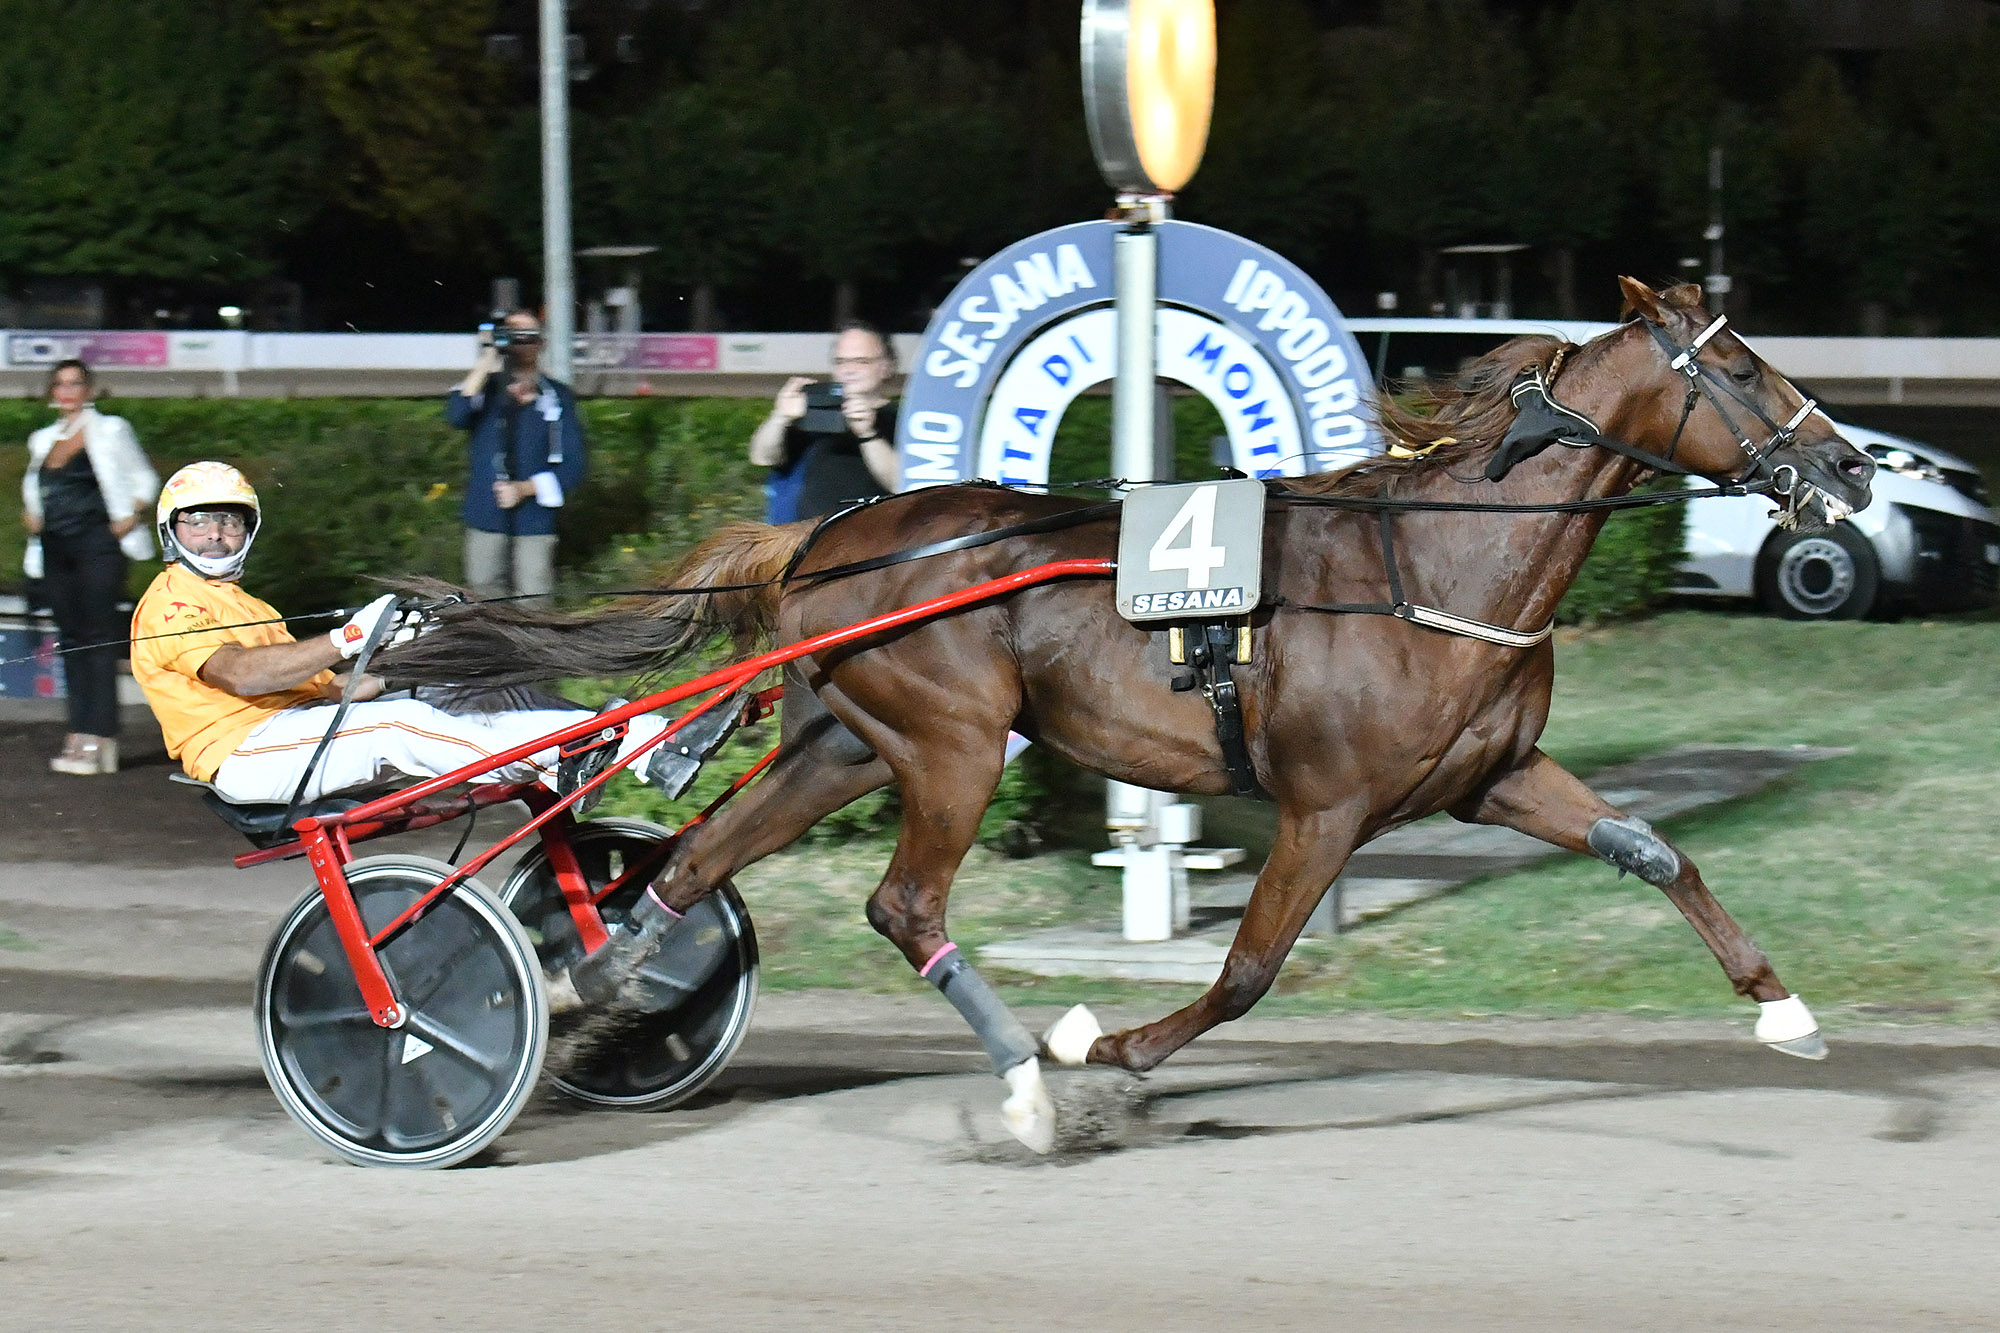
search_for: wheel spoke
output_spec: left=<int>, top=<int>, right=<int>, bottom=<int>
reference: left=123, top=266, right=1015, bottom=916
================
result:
left=361, top=1030, right=395, bottom=1139
left=277, top=1004, right=375, bottom=1031
left=400, top=923, right=488, bottom=1010
left=404, top=1012, right=511, bottom=1078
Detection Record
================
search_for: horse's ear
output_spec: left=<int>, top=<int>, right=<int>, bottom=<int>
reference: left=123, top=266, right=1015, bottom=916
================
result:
left=1617, top=275, right=1665, bottom=323
left=1663, top=282, right=1704, bottom=309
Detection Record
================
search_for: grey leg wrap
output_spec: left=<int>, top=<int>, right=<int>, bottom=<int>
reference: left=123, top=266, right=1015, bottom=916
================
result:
left=925, top=949, right=1040, bottom=1074
left=1587, top=816, right=1681, bottom=886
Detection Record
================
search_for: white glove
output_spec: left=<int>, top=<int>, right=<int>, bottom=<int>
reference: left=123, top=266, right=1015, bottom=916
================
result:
left=330, top=594, right=401, bottom=659
left=386, top=606, right=430, bottom=649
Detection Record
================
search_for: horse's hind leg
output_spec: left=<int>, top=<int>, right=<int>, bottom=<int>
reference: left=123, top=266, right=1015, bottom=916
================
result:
left=1059, top=803, right=1366, bottom=1074
left=651, top=705, right=890, bottom=911
left=1454, top=747, right=1824, bottom=1058
left=556, top=708, right=891, bottom=1007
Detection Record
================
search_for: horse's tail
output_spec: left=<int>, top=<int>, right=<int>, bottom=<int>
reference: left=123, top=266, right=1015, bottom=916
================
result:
left=376, top=520, right=810, bottom=690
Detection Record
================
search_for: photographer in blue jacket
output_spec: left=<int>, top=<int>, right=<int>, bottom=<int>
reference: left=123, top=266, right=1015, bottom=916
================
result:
left=445, top=309, right=586, bottom=600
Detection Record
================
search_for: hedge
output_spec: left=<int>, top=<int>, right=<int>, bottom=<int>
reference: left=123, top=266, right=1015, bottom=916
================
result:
left=0, top=395, right=1680, bottom=623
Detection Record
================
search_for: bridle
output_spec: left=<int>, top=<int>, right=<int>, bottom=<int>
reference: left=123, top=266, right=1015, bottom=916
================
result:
left=1487, top=311, right=1837, bottom=530
left=1640, top=313, right=1820, bottom=499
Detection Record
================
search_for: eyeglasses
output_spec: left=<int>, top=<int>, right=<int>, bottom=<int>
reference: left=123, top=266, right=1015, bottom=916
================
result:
left=833, top=355, right=884, bottom=368
left=176, top=510, right=249, bottom=536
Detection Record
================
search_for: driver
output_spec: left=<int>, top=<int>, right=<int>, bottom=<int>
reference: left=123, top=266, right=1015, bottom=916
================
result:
left=129, top=461, right=666, bottom=805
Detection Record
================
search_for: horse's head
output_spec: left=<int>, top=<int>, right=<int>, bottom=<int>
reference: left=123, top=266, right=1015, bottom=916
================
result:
left=1609, top=276, right=1874, bottom=530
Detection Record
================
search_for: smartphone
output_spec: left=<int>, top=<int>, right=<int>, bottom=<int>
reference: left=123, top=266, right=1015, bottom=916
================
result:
left=800, top=381, right=847, bottom=433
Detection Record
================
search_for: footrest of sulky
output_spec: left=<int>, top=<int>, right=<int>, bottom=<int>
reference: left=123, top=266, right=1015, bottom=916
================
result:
left=645, top=694, right=747, bottom=801
left=557, top=700, right=631, bottom=815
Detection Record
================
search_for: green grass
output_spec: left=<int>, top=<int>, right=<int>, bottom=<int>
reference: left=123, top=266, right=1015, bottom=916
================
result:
left=612, top=606, right=2000, bottom=1024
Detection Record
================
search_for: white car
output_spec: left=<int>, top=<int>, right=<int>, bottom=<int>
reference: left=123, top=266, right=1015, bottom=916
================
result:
left=1345, top=318, right=2000, bottom=619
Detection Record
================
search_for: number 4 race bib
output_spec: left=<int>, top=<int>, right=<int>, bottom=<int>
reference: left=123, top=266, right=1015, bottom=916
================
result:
left=1115, top=478, right=1265, bottom=622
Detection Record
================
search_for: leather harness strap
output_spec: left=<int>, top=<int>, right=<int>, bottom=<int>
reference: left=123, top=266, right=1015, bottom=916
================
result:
left=1177, top=621, right=1260, bottom=797
left=1268, top=504, right=1556, bottom=649
left=780, top=491, right=1121, bottom=588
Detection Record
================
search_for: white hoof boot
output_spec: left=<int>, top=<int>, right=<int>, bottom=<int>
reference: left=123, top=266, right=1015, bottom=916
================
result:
left=1001, top=1058, right=1057, bottom=1154
left=1043, top=1004, right=1104, bottom=1067
left=1755, top=994, right=1828, bottom=1061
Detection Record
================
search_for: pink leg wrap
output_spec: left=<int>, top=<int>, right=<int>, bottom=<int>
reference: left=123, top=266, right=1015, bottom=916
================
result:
left=644, top=884, right=682, bottom=920
left=918, top=941, right=959, bottom=979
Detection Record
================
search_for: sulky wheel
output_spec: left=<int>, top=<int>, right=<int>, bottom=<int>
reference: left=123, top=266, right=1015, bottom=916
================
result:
left=500, top=818, right=758, bottom=1109
left=255, top=855, right=548, bottom=1169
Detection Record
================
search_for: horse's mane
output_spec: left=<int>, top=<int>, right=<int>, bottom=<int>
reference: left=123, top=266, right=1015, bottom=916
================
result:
left=1286, top=334, right=1572, bottom=498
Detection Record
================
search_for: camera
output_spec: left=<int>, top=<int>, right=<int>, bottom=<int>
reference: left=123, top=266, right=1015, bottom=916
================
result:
left=479, top=321, right=541, bottom=353
left=800, top=381, right=848, bottom=433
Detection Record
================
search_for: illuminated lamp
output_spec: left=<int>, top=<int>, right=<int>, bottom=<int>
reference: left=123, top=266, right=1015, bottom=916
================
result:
left=1081, top=0, right=1215, bottom=196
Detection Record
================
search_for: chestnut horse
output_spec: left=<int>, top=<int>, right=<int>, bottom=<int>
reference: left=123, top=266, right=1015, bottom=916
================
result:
left=382, top=279, right=1874, bottom=1152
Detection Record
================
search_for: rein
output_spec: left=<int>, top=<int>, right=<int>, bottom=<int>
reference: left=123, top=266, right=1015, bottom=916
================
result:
left=17, top=315, right=1808, bottom=672
left=277, top=594, right=405, bottom=830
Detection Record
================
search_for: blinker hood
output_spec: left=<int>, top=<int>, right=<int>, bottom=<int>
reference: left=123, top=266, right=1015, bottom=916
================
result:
left=1486, top=371, right=1604, bottom=482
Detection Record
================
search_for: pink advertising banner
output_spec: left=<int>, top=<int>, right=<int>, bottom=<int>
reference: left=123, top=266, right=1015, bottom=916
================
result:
left=579, top=333, right=720, bottom=372
left=5, top=330, right=171, bottom=368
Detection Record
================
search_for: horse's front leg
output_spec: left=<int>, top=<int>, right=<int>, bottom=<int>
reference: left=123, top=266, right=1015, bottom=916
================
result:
left=1045, top=802, right=1365, bottom=1074
left=1455, top=747, right=1825, bottom=1059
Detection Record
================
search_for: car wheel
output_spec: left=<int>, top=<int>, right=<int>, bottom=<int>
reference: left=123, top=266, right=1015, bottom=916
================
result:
left=1755, top=525, right=1880, bottom=619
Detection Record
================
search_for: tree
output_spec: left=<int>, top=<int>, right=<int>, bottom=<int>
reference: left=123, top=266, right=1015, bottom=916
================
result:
left=1653, top=105, right=1787, bottom=321
left=691, top=0, right=1012, bottom=327
left=1932, top=31, right=2000, bottom=329
left=576, top=85, right=778, bottom=330
left=256, top=0, right=500, bottom=254
left=0, top=1, right=326, bottom=286
left=1176, top=0, right=1346, bottom=266
left=1325, top=0, right=1530, bottom=311
left=1491, top=96, right=1620, bottom=317
left=1781, top=55, right=1965, bottom=332
left=1542, top=0, right=1718, bottom=181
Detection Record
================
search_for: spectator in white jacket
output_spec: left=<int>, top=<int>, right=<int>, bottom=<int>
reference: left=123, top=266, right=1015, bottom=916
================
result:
left=21, top=359, right=160, bottom=774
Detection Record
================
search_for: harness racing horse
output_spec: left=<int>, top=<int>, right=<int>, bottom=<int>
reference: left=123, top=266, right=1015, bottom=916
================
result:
left=381, top=279, right=1875, bottom=1153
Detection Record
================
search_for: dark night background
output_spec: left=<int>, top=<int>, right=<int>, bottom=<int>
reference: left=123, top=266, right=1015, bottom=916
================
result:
left=3, top=0, right=1996, bottom=336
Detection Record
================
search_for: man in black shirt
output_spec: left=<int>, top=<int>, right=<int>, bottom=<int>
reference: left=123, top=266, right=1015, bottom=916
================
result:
left=749, top=321, right=900, bottom=520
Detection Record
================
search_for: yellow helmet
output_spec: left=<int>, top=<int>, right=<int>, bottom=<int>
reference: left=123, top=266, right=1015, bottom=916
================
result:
left=157, top=461, right=261, bottom=581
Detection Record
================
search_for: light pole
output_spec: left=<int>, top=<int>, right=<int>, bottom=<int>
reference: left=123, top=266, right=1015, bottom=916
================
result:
left=1705, top=145, right=1729, bottom=316
left=1080, top=0, right=1216, bottom=941
left=539, top=0, right=575, bottom=382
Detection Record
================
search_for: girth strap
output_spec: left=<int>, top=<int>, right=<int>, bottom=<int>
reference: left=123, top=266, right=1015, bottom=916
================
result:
left=1270, top=505, right=1555, bottom=648
left=1174, top=621, right=1261, bottom=797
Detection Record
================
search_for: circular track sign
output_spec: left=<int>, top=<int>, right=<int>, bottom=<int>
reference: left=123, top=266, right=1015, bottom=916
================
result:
left=1081, top=0, right=1216, bottom=195
left=898, top=219, right=1381, bottom=488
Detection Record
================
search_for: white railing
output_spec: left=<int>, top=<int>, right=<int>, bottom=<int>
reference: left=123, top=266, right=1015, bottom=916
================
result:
left=4, top=326, right=1999, bottom=404
left=1, top=330, right=924, bottom=379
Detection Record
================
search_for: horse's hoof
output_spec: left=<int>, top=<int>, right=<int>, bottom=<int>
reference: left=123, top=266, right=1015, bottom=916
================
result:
left=1768, top=1033, right=1829, bottom=1061
left=1755, top=994, right=1827, bottom=1060
left=1043, top=1004, right=1104, bottom=1067
left=543, top=968, right=585, bottom=1017
left=1043, top=1066, right=1144, bottom=1154
left=1001, top=1058, right=1057, bottom=1155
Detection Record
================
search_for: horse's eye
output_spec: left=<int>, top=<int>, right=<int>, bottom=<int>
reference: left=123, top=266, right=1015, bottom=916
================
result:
left=1730, top=363, right=1760, bottom=386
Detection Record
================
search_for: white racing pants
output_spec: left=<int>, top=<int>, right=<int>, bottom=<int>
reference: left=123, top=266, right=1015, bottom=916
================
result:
left=210, top=697, right=667, bottom=805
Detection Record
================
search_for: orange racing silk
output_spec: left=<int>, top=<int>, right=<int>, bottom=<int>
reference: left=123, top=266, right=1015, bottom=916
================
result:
left=129, top=563, right=335, bottom=781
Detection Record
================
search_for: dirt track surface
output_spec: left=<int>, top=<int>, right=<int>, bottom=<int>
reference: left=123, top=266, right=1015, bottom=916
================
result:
left=5, top=712, right=2000, bottom=1329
